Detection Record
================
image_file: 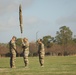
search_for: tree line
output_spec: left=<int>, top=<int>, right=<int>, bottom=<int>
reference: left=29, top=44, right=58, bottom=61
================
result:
left=0, top=26, right=76, bottom=57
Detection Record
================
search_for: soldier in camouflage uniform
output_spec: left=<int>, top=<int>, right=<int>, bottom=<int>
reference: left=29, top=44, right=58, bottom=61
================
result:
left=9, top=36, right=17, bottom=68
left=37, top=39, right=45, bottom=67
left=22, top=38, right=29, bottom=67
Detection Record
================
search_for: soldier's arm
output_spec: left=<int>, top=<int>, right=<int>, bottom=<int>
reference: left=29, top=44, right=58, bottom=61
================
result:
left=25, top=42, right=29, bottom=48
left=41, top=44, right=44, bottom=50
left=11, top=41, right=16, bottom=50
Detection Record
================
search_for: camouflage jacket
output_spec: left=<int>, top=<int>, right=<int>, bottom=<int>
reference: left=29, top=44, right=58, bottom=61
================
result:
left=9, top=40, right=16, bottom=51
left=22, top=41, right=29, bottom=50
left=38, top=43, right=44, bottom=53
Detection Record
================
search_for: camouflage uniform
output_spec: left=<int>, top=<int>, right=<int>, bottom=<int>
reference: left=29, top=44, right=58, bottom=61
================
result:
left=9, top=40, right=16, bottom=68
left=22, top=40, right=29, bottom=67
left=38, top=43, right=45, bottom=66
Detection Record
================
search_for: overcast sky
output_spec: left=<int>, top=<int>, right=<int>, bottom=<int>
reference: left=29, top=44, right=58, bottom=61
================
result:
left=0, top=0, right=76, bottom=43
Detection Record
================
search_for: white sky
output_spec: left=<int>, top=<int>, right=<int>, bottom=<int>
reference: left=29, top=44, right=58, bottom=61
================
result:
left=0, top=0, right=76, bottom=43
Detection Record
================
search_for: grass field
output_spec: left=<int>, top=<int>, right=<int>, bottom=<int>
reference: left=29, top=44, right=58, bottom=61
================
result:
left=0, top=56, right=76, bottom=75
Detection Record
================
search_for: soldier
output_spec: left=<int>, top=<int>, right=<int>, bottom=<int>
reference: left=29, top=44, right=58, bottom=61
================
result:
left=22, top=38, right=29, bottom=67
left=37, top=39, right=45, bottom=67
left=9, top=36, right=17, bottom=68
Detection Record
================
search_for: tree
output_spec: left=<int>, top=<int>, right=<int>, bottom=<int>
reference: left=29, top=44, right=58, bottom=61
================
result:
left=73, top=37, right=76, bottom=43
left=55, top=26, right=72, bottom=44
left=16, top=38, right=22, bottom=46
left=43, top=35, right=53, bottom=48
left=15, top=38, right=22, bottom=56
left=55, top=26, right=73, bottom=55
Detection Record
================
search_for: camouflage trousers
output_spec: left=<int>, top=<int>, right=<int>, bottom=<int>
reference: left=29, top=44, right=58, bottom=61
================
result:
left=39, top=52, right=45, bottom=66
left=23, top=49, right=29, bottom=67
left=10, top=49, right=16, bottom=68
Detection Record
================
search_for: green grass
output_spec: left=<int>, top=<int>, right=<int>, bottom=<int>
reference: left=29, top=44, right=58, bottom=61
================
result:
left=0, top=56, right=76, bottom=75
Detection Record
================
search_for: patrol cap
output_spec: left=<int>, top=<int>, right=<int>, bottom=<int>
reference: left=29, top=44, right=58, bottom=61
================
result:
left=12, top=36, right=17, bottom=39
left=40, top=39, right=43, bottom=42
left=37, top=39, right=43, bottom=42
